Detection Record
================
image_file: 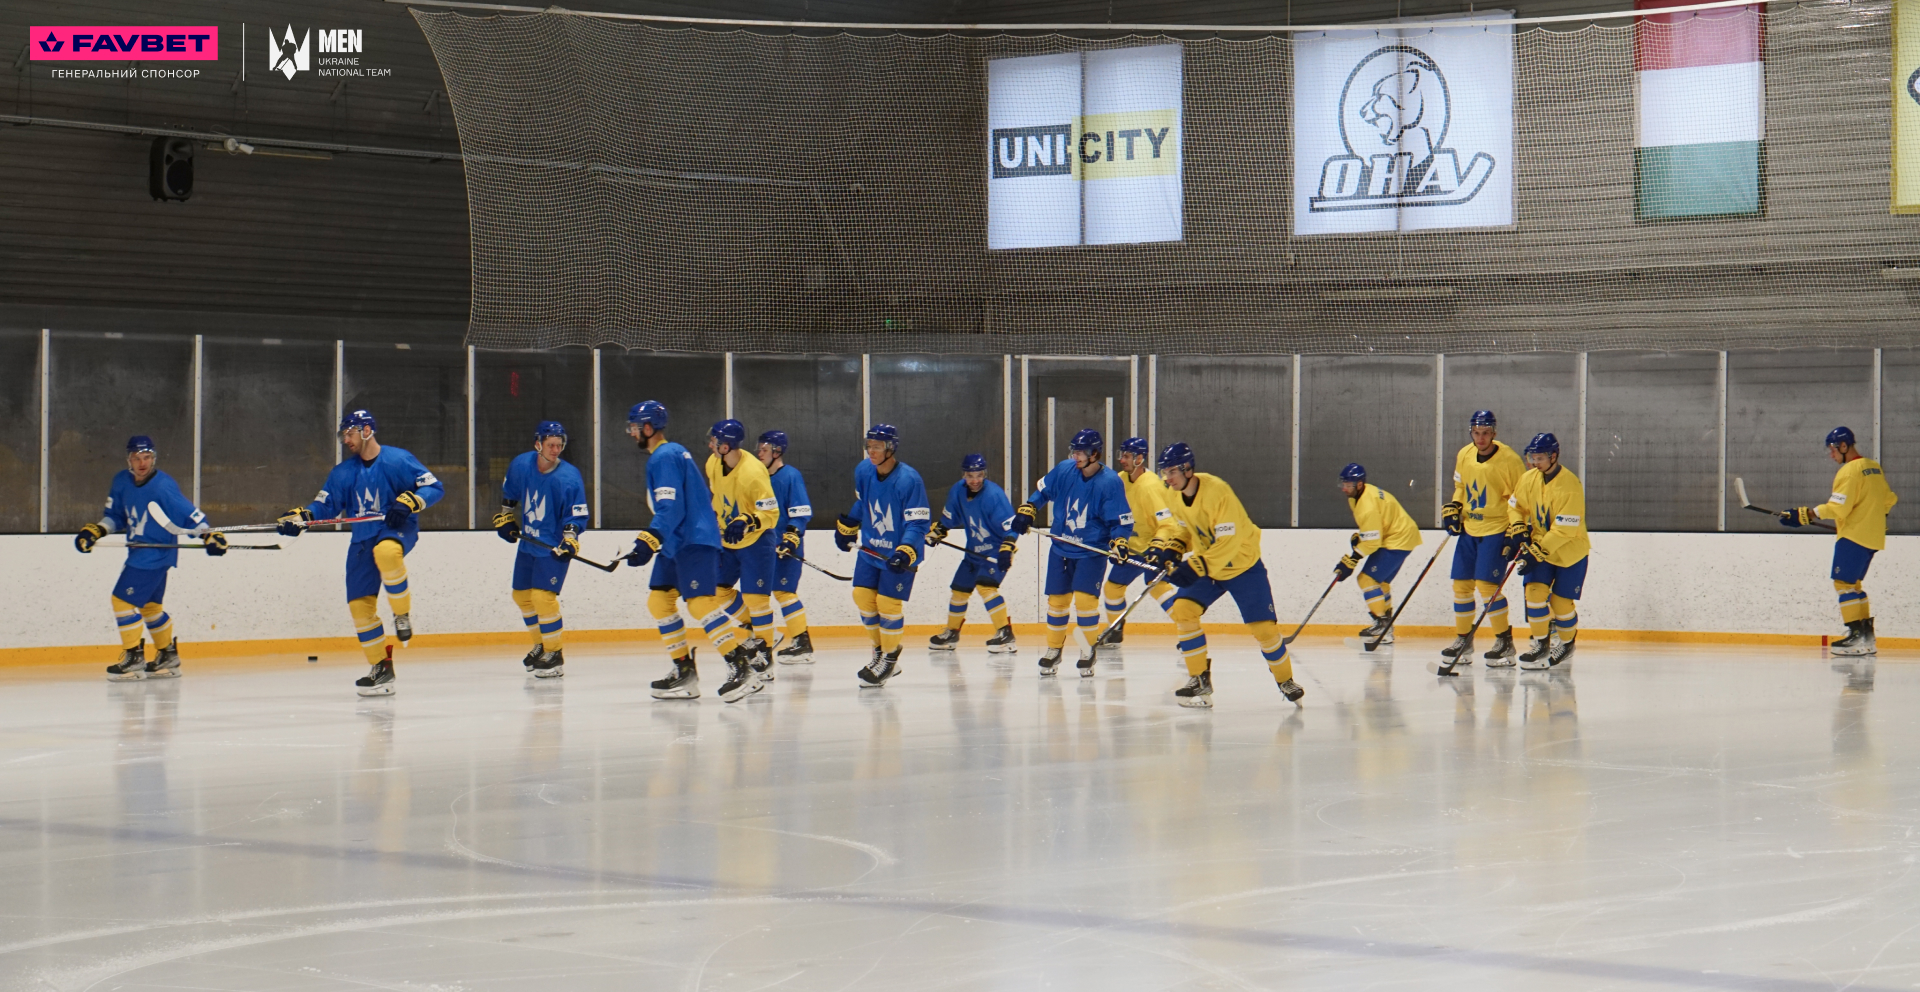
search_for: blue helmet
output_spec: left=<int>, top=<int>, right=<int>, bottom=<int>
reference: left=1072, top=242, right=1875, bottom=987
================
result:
left=1119, top=436, right=1150, bottom=457
left=1340, top=462, right=1367, bottom=483
left=339, top=409, right=377, bottom=433
left=1827, top=426, right=1857, bottom=448
left=865, top=423, right=900, bottom=445
left=1470, top=410, right=1497, bottom=428
left=1157, top=441, right=1195, bottom=471
left=1525, top=432, right=1560, bottom=456
left=535, top=420, right=567, bottom=444
left=126, top=435, right=156, bottom=454
left=961, top=453, right=988, bottom=472
left=710, top=419, right=747, bottom=448
left=759, top=430, right=788, bottom=453
left=628, top=400, right=668, bottom=428
left=1070, top=428, right=1102, bottom=453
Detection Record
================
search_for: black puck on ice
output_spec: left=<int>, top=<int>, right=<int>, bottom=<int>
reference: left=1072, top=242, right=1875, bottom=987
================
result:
left=307, top=655, right=319, bottom=663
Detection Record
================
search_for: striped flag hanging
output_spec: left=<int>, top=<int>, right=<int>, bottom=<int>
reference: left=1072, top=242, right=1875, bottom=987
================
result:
left=1634, top=0, right=1765, bottom=219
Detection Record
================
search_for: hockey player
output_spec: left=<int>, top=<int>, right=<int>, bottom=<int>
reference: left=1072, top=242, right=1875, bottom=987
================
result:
left=1011, top=429, right=1133, bottom=677
left=1154, top=442, right=1303, bottom=708
left=1440, top=410, right=1525, bottom=665
left=1505, top=432, right=1589, bottom=670
left=624, top=401, right=760, bottom=703
left=1780, top=426, right=1898, bottom=656
left=76, top=435, right=226, bottom=681
left=1101, top=436, right=1179, bottom=650
left=758, top=430, right=815, bottom=663
left=928, top=453, right=1019, bottom=653
left=278, top=410, right=443, bottom=696
left=833, top=424, right=930, bottom=687
left=1336, top=463, right=1424, bottom=645
left=706, top=419, right=780, bottom=681
left=493, top=420, right=588, bottom=679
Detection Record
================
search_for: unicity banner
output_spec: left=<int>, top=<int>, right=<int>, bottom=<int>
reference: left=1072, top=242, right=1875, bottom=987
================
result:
left=1292, top=13, right=1514, bottom=235
left=987, top=45, right=1183, bottom=249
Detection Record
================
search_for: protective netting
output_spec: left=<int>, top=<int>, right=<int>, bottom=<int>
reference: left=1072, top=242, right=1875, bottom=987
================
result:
left=415, top=3, right=1919, bottom=355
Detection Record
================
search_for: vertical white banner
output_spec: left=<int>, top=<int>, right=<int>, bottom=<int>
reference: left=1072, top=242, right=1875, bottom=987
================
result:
left=989, top=53, right=1081, bottom=250
left=1083, top=44, right=1183, bottom=246
left=1292, top=13, right=1514, bottom=236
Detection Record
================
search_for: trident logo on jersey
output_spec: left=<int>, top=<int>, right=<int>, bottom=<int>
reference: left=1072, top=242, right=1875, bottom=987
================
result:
left=524, top=491, right=548, bottom=526
left=354, top=487, right=382, bottom=517
left=868, top=500, right=895, bottom=536
left=968, top=517, right=994, bottom=550
left=1063, top=498, right=1089, bottom=533
left=125, top=504, right=150, bottom=539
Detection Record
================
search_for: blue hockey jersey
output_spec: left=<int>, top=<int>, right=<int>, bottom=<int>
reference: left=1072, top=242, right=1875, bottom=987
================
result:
left=1025, top=458, right=1133, bottom=559
left=770, top=462, right=812, bottom=541
left=305, top=445, right=445, bottom=549
left=851, top=459, right=930, bottom=554
left=645, top=441, right=721, bottom=558
left=942, top=478, right=1015, bottom=556
left=101, top=468, right=210, bottom=570
left=503, top=451, right=589, bottom=557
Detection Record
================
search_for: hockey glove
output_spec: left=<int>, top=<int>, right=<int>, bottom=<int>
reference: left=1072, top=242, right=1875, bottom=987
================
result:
left=722, top=515, right=750, bottom=545
left=385, top=490, right=426, bottom=529
left=997, top=539, right=1016, bottom=573
left=1498, top=521, right=1529, bottom=562
left=834, top=513, right=860, bottom=552
left=1441, top=501, right=1465, bottom=536
left=493, top=502, right=520, bottom=543
left=555, top=527, right=580, bottom=559
left=1012, top=502, right=1037, bottom=535
left=927, top=522, right=949, bottom=545
left=1349, top=531, right=1362, bottom=548
left=1166, top=556, right=1206, bottom=588
left=75, top=522, right=106, bottom=554
left=626, top=528, right=663, bottom=567
left=203, top=531, right=228, bottom=557
left=1334, top=552, right=1361, bottom=582
left=778, top=528, right=802, bottom=559
left=276, top=506, right=314, bottom=537
left=1141, top=542, right=1175, bottom=571
left=886, top=545, right=917, bottom=573
left=1516, top=540, right=1549, bottom=575
left=1780, top=506, right=1818, bottom=528
left=1108, top=536, right=1132, bottom=563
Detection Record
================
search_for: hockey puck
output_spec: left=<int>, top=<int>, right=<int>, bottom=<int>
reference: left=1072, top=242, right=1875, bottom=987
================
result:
left=307, top=655, right=319, bottom=663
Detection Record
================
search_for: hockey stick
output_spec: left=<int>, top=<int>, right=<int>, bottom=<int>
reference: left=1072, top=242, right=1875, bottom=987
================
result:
left=108, top=540, right=281, bottom=551
left=1040, top=531, right=1157, bottom=571
left=1282, top=576, right=1342, bottom=646
left=220, top=514, right=383, bottom=534
left=795, top=555, right=854, bottom=582
left=931, top=537, right=1005, bottom=567
left=1733, top=476, right=1835, bottom=530
left=515, top=532, right=621, bottom=573
left=1364, top=535, right=1452, bottom=652
left=1437, top=555, right=1522, bottom=678
left=1091, top=564, right=1172, bottom=646
left=855, top=544, right=919, bottom=573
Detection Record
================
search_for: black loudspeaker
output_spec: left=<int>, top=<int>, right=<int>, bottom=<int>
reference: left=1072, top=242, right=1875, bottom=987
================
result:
left=149, top=136, right=193, bottom=201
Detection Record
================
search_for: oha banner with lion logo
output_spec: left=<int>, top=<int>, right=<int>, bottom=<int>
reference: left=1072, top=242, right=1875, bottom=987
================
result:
left=1895, top=0, right=1920, bottom=213
left=1292, top=12, right=1513, bottom=236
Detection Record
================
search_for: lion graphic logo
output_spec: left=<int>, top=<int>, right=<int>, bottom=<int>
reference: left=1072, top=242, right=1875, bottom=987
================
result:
left=1310, top=44, right=1494, bottom=212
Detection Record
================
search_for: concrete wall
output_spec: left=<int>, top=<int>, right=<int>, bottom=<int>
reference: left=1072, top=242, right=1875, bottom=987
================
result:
left=3, top=529, right=1908, bottom=654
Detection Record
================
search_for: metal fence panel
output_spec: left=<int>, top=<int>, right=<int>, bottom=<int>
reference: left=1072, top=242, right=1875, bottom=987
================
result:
left=47, top=333, right=193, bottom=533
left=1298, top=356, right=1437, bottom=531
left=341, top=343, right=470, bottom=531
left=0, top=332, right=41, bottom=532
left=201, top=339, right=335, bottom=527
left=1726, top=350, right=1874, bottom=533
left=1877, top=349, right=1920, bottom=536
left=1156, top=356, right=1291, bottom=528
left=599, top=353, right=724, bottom=530
left=473, top=348, right=595, bottom=523
left=731, top=355, right=863, bottom=530
left=870, top=354, right=1004, bottom=521
left=1586, top=352, right=1719, bottom=532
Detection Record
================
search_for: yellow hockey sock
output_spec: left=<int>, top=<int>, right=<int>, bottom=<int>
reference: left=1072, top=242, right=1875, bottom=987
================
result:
left=112, top=596, right=144, bottom=650
left=1072, top=590, right=1101, bottom=648
left=1836, top=580, right=1870, bottom=624
left=1045, top=592, right=1072, bottom=649
left=1357, top=574, right=1391, bottom=618
left=1477, top=579, right=1511, bottom=634
left=349, top=595, right=388, bottom=663
left=947, top=589, right=971, bottom=631
left=1549, top=594, right=1577, bottom=643
left=689, top=594, right=741, bottom=652
left=1249, top=619, right=1293, bottom=683
left=1452, top=579, right=1477, bottom=635
left=511, top=588, right=543, bottom=647
left=774, top=592, right=809, bottom=637
left=373, top=540, right=410, bottom=616
left=877, top=595, right=905, bottom=654
left=743, top=593, right=775, bottom=642
left=1524, top=582, right=1552, bottom=639
left=981, top=586, right=1009, bottom=629
left=852, top=585, right=882, bottom=647
left=1170, top=598, right=1210, bottom=676
left=648, top=587, right=691, bottom=661
left=530, top=589, right=562, bottom=652
left=1102, top=580, right=1129, bottom=624
left=139, top=602, right=174, bottom=650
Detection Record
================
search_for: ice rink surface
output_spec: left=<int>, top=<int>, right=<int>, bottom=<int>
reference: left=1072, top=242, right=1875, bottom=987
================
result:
left=2, top=635, right=1917, bottom=992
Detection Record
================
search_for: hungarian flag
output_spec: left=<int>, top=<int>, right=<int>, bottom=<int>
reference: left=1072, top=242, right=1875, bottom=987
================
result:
left=1635, top=0, right=1765, bottom=219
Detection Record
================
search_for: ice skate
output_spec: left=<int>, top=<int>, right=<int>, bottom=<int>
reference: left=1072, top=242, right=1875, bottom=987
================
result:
left=745, top=637, right=774, bottom=683
left=650, top=651, right=700, bottom=699
left=1037, top=647, right=1063, bottom=677
left=928, top=628, right=961, bottom=651
left=530, top=648, right=564, bottom=678
left=858, top=648, right=901, bottom=688
left=393, top=612, right=413, bottom=644
left=1517, top=635, right=1550, bottom=666
left=1440, top=633, right=1473, bottom=661
left=1174, top=670, right=1213, bottom=708
left=1830, top=618, right=1877, bottom=657
left=521, top=645, right=544, bottom=672
left=145, top=641, right=181, bottom=679
left=1277, top=678, right=1304, bottom=704
left=106, top=646, right=147, bottom=681
left=356, top=650, right=396, bottom=696
left=985, top=625, right=1017, bottom=653
left=1482, top=630, right=1516, bottom=667
left=1357, top=615, right=1393, bottom=645
left=776, top=631, right=814, bottom=664
left=1076, top=646, right=1097, bottom=678
left=719, top=647, right=760, bottom=702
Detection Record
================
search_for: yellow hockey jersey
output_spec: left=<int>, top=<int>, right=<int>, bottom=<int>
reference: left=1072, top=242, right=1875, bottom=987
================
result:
left=705, top=452, right=779, bottom=549
left=1162, top=472, right=1262, bottom=581
left=1348, top=484, right=1423, bottom=554
left=1451, top=440, right=1524, bottom=538
left=1817, top=457, right=1898, bottom=550
left=1120, top=468, right=1179, bottom=553
left=1509, top=465, right=1590, bottom=567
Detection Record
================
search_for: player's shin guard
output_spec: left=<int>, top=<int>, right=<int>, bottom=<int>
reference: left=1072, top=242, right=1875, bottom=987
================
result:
left=1836, top=581, right=1871, bottom=624
left=981, top=587, right=1009, bottom=629
left=1045, top=593, right=1071, bottom=650
left=373, top=540, right=411, bottom=616
left=1452, top=579, right=1477, bottom=635
left=1073, top=591, right=1100, bottom=649
left=1169, top=599, right=1209, bottom=677
left=1477, top=580, right=1511, bottom=634
left=349, top=596, right=388, bottom=664
left=852, top=585, right=882, bottom=647
left=139, top=603, right=174, bottom=650
left=689, top=595, right=741, bottom=652
left=775, top=593, right=809, bottom=637
left=1549, top=595, right=1577, bottom=644
left=1150, top=581, right=1178, bottom=612
left=648, top=588, right=691, bottom=660
left=743, top=593, right=775, bottom=643
left=1358, top=575, right=1391, bottom=618
left=112, top=597, right=144, bottom=650
left=724, top=589, right=748, bottom=628
left=529, top=589, right=563, bottom=652
left=877, top=595, right=905, bottom=654
left=947, top=589, right=971, bottom=631
left=1102, top=581, right=1129, bottom=625
left=1249, top=619, right=1293, bottom=683
left=1524, top=582, right=1552, bottom=640
left=512, top=588, right=543, bottom=647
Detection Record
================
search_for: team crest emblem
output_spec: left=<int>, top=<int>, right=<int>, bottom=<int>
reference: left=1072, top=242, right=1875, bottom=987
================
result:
left=1310, top=45, right=1495, bottom=213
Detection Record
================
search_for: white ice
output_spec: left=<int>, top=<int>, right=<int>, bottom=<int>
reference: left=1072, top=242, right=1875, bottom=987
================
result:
left=2, top=636, right=1916, bottom=991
